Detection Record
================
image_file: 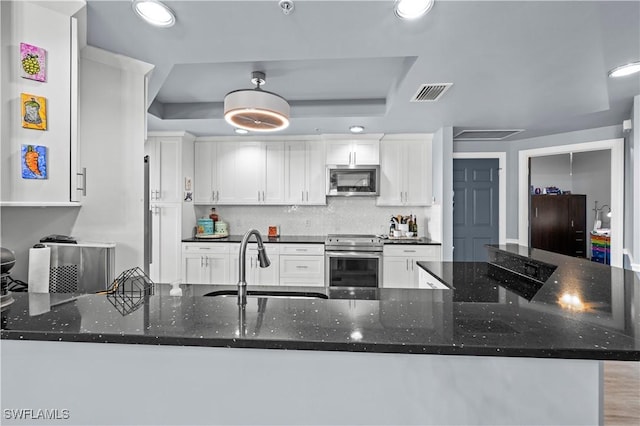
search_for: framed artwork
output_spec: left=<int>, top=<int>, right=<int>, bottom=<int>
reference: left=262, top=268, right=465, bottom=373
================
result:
left=21, top=144, right=47, bottom=179
left=20, top=42, right=46, bottom=82
left=21, top=93, right=47, bottom=130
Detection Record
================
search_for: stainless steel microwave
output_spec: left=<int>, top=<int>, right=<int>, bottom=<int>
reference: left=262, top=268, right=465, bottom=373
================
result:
left=326, top=165, right=380, bottom=196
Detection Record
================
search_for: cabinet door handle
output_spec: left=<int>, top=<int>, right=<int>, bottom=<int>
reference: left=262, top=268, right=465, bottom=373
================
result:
left=404, top=250, right=416, bottom=253
left=571, top=220, right=574, bottom=228
left=200, top=256, right=203, bottom=268
left=353, top=152, right=356, bottom=164
left=295, top=248, right=307, bottom=252
left=406, top=259, right=409, bottom=270
left=216, top=190, right=219, bottom=202
left=405, top=192, right=408, bottom=203
left=296, top=265, right=308, bottom=269
left=76, top=167, right=87, bottom=196
left=306, top=191, right=309, bottom=202
left=535, top=207, right=538, bottom=218
left=262, top=191, right=265, bottom=202
left=302, top=191, right=305, bottom=202
left=212, top=191, right=215, bottom=202
left=400, top=191, right=403, bottom=202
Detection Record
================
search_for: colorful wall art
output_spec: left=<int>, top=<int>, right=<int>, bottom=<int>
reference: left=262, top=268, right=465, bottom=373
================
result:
left=21, top=93, right=47, bottom=130
left=21, top=144, right=47, bottom=179
left=20, top=42, right=46, bottom=82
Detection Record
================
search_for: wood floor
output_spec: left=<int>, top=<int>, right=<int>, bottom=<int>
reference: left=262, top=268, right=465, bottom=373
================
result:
left=604, top=361, right=640, bottom=425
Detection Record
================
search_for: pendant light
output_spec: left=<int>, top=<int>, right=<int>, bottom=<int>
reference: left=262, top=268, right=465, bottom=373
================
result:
left=224, top=72, right=290, bottom=132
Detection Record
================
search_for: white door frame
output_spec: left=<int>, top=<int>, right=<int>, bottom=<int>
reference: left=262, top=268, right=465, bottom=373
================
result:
left=518, top=139, right=624, bottom=268
left=452, top=152, right=507, bottom=245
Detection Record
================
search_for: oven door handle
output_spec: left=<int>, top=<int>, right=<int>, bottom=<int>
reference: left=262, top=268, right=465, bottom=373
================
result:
left=325, top=251, right=382, bottom=258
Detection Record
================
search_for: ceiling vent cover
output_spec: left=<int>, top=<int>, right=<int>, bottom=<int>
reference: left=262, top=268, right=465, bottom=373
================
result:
left=453, top=129, right=524, bottom=141
left=410, top=83, right=453, bottom=102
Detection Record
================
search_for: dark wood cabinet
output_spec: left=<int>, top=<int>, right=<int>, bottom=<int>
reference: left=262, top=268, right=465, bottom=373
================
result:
left=530, top=194, right=586, bottom=257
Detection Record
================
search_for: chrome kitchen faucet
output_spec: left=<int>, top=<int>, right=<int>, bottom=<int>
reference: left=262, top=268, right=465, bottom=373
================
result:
left=237, top=229, right=270, bottom=305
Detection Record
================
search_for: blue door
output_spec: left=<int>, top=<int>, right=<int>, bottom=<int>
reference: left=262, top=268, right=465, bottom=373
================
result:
left=453, top=158, right=499, bottom=261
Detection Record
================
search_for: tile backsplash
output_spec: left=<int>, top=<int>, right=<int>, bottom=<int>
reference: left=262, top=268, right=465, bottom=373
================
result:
left=192, top=198, right=439, bottom=239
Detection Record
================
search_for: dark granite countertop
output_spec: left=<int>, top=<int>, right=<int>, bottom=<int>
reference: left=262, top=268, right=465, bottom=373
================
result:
left=380, top=236, right=441, bottom=245
left=2, top=245, right=638, bottom=360
left=182, top=235, right=441, bottom=245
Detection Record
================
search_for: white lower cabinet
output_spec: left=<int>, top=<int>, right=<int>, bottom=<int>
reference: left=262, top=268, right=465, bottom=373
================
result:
left=182, top=244, right=231, bottom=284
left=279, top=244, right=325, bottom=286
left=382, top=245, right=441, bottom=288
left=184, top=242, right=284, bottom=286
left=244, top=244, right=280, bottom=286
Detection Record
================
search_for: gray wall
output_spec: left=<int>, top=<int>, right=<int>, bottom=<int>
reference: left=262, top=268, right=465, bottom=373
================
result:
left=530, top=154, right=573, bottom=193
left=2, top=340, right=602, bottom=425
left=572, top=150, right=611, bottom=231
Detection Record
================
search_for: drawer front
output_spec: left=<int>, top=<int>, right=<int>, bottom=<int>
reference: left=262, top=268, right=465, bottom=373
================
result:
left=279, top=244, right=324, bottom=256
left=183, top=243, right=230, bottom=254
left=280, top=255, right=324, bottom=276
left=279, top=276, right=325, bottom=287
left=384, top=245, right=440, bottom=259
left=246, top=243, right=280, bottom=255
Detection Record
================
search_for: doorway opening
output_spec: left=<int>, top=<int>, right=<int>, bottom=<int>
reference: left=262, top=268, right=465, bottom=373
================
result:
left=518, top=139, right=624, bottom=267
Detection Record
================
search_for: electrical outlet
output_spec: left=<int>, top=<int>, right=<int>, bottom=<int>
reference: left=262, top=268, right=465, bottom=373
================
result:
left=185, top=177, right=192, bottom=191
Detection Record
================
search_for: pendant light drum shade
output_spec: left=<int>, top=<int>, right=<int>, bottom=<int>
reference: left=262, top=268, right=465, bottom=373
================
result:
left=224, top=89, right=290, bottom=132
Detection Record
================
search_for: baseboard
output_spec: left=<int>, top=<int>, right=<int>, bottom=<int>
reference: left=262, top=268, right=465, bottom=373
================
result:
left=506, top=239, right=520, bottom=245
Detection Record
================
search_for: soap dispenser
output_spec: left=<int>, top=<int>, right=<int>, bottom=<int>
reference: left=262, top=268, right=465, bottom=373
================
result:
left=169, top=282, right=182, bottom=296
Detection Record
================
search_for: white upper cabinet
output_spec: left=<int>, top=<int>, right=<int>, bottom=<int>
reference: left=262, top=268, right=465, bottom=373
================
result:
left=325, top=136, right=381, bottom=165
left=263, top=142, right=286, bottom=204
left=377, top=136, right=432, bottom=206
left=195, top=140, right=285, bottom=205
left=284, top=140, right=326, bottom=205
left=194, top=142, right=216, bottom=204
left=145, top=136, right=182, bottom=203
left=0, top=1, right=83, bottom=206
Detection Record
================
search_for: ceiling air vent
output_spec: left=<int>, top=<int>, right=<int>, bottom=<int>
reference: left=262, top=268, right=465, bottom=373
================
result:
left=410, top=83, right=453, bottom=102
left=453, top=129, right=524, bottom=141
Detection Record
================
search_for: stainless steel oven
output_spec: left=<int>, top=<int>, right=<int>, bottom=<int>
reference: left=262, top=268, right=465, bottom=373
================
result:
left=325, top=234, right=383, bottom=288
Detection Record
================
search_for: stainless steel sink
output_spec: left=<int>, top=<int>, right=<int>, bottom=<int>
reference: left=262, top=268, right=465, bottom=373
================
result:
left=203, top=290, right=328, bottom=300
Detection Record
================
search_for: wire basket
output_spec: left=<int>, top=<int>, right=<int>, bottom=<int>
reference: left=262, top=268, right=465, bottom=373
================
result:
left=105, top=267, right=154, bottom=315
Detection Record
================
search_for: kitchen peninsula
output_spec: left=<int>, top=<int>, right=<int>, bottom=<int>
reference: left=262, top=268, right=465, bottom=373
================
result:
left=2, top=246, right=638, bottom=425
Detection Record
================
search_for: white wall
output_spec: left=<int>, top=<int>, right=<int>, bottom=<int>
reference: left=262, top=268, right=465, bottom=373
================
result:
left=70, top=46, right=153, bottom=275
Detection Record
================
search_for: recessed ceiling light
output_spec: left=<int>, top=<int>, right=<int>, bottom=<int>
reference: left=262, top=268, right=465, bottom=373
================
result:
left=234, top=128, right=249, bottom=135
left=349, top=125, right=365, bottom=134
left=394, top=0, right=434, bottom=20
left=132, top=0, right=176, bottom=28
left=608, top=61, right=640, bottom=78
